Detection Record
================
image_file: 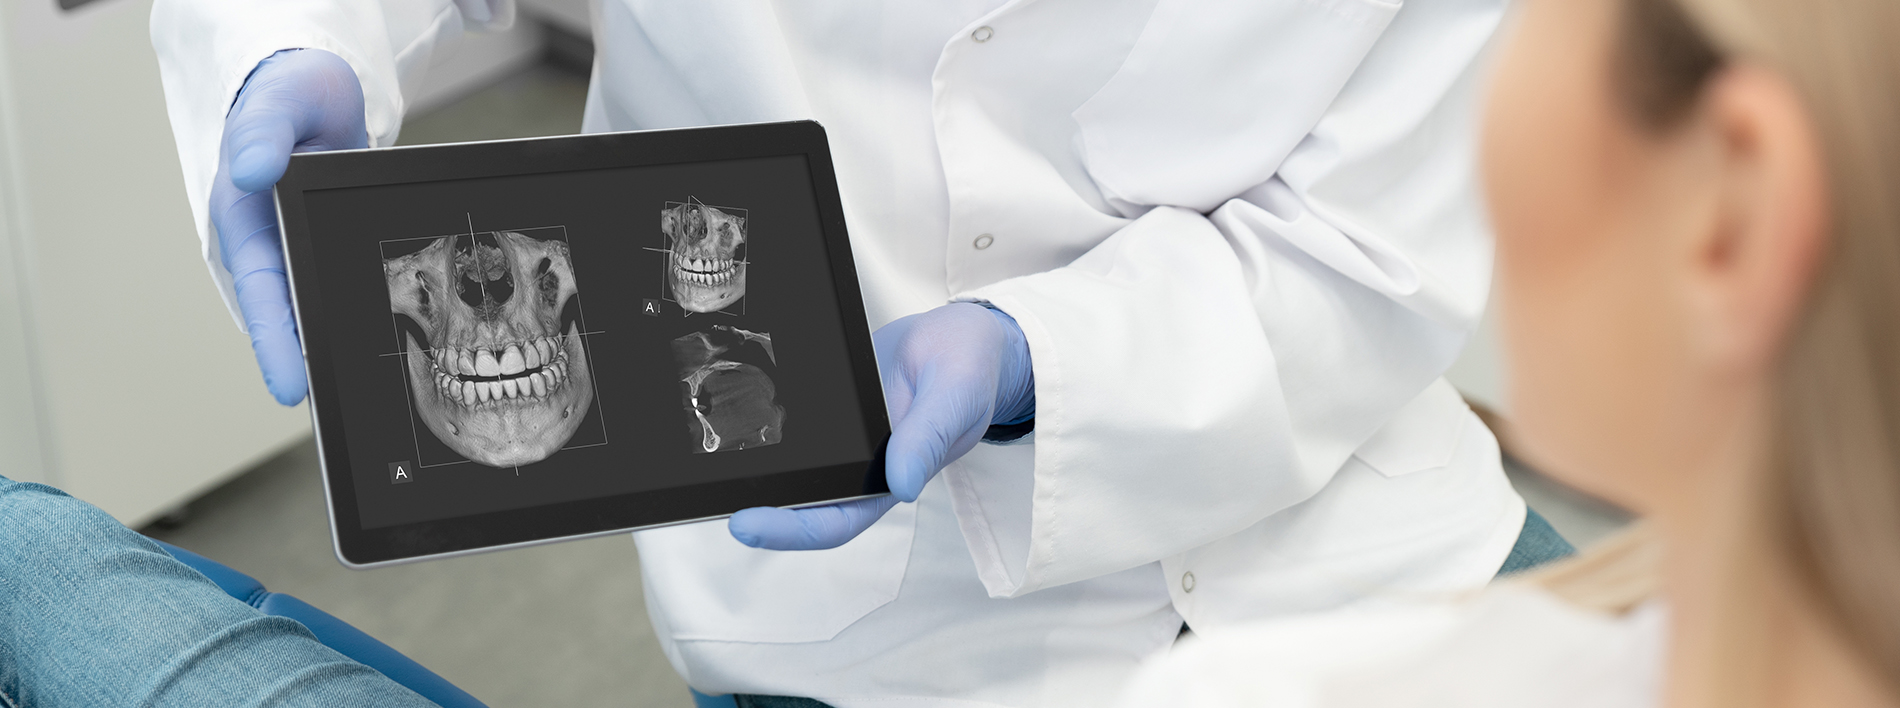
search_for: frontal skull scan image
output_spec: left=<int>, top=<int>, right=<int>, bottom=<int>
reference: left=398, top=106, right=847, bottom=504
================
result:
left=384, top=230, right=596, bottom=467
left=672, top=326, right=784, bottom=453
left=662, top=199, right=747, bottom=314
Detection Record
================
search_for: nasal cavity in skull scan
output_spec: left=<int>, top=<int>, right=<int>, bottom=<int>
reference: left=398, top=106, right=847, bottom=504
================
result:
left=384, top=229, right=597, bottom=468
left=661, top=198, right=748, bottom=315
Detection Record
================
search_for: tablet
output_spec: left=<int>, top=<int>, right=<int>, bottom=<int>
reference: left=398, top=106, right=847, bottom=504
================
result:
left=273, top=120, right=890, bottom=568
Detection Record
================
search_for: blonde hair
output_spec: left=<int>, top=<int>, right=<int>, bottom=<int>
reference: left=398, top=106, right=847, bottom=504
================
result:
left=1559, top=0, right=1900, bottom=685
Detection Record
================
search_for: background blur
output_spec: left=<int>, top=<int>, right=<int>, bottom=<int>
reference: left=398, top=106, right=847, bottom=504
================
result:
left=0, top=1, right=1625, bottom=706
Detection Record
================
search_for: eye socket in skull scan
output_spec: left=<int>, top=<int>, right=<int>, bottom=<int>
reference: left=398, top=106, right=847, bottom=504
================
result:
left=672, top=326, right=784, bottom=454
left=383, top=229, right=598, bottom=468
left=662, top=198, right=747, bottom=314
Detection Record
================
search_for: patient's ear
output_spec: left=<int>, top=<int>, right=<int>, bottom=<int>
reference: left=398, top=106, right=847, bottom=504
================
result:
left=1682, top=63, right=1829, bottom=375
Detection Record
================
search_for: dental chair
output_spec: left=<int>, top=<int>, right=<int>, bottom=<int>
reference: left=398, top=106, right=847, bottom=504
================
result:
left=148, top=539, right=488, bottom=708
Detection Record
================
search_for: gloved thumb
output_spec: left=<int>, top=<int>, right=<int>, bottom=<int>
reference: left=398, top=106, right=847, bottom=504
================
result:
left=226, top=110, right=299, bottom=195
left=884, top=371, right=987, bottom=502
left=225, top=50, right=367, bottom=193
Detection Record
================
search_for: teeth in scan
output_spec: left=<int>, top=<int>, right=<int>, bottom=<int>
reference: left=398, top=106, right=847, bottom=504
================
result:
left=426, top=341, right=574, bottom=410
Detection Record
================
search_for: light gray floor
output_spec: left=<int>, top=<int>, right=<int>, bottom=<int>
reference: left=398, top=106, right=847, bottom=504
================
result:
left=147, top=439, right=693, bottom=708
left=146, top=58, right=1632, bottom=708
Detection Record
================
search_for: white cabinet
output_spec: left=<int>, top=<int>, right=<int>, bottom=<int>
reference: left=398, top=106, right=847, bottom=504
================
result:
left=0, top=0, right=311, bottom=525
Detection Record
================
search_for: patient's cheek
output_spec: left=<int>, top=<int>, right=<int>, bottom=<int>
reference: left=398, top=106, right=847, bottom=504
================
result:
left=1484, top=0, right=1661, bottom=501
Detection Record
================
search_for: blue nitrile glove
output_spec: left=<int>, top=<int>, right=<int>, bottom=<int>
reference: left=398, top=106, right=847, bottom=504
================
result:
left=208, top=49, right=368, bottom=405
left=728, top=302, right=1036, bottom=550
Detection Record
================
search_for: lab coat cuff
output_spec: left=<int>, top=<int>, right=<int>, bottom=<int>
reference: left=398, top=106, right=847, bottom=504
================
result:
left=945, top=290, right=1053, bottom=596
left=153, top=0, right=408, bottom=332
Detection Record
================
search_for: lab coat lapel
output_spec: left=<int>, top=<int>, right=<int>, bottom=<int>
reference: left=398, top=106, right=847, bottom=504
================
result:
left=619, top=0, right=814, bottom=123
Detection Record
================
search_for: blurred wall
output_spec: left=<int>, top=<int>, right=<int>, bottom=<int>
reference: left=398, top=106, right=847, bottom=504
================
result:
left=0, top=0, right=583, bottom=526
left=0, top=0, right=310, bottom=525
left=1446, top=300, right=1507, bottom=412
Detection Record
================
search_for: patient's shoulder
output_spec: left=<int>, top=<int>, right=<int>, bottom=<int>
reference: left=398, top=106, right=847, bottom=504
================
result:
left=1117, top=586, right=1664, bottom=708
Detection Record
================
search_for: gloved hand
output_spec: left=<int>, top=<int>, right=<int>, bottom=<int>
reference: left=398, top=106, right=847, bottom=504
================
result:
left=208, top=49, right=368, bottom=405
left=728, top=302, right=1036, bottom=550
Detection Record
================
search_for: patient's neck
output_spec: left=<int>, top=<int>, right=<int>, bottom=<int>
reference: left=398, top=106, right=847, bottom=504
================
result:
left=1656, top=399, right=1895, bottom=708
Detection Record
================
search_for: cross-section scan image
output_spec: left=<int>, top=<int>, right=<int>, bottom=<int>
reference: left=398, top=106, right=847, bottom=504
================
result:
left=662, top=198, right=747, bottom=314
left=671, top=325, right=784, bottom=453
left=383, top=229, right=597, bottom=468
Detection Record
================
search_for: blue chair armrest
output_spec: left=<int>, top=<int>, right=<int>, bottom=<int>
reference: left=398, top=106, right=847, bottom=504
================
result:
left=258, top=593, right=487, bottom=708
left=693, top=689, right=740, bottom=708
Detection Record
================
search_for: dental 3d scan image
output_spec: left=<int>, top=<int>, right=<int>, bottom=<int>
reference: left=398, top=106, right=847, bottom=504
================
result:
left=383, top=227, right=604, bottom=468
left=662, top=198, right=747, bottom=314
left=672, top=325, right=783, bottom=453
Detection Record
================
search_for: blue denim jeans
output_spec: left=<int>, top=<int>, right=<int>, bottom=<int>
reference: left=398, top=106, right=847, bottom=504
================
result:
left=1497, top=506, right=1576, bottom=576
left=0, top=476, right=435, bottom=708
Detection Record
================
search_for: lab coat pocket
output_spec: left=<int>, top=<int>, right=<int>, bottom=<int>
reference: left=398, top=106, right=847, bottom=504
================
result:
left=1072, top=0, right=1401, bottom=214
left=1352, top=378, right=1468, bottom=478
left=633, top=502, right=916, bottom=644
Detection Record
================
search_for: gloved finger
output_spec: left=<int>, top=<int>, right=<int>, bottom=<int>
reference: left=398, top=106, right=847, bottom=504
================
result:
left=212, top=175, right=306, bottom=405
left=884, top=367, right=991, bottom=502
left=727, top=495, right=900, bottom=550
left=236, top=265, right=307, bottom=406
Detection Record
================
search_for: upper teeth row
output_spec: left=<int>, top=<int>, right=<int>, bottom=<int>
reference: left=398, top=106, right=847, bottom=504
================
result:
left=675, top=256, right=736, bottom=274
left=436, top=337, right=563, bottom=377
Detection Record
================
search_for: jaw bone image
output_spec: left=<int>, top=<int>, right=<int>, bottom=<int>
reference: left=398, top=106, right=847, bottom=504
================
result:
left=384, top=231, right=595, bottom=467
left=662, top=199, right=747, bottom=313
left=671, top=326, right=783, bottom=454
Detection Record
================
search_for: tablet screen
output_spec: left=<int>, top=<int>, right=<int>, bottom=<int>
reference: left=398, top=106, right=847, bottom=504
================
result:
left=298, top=153, right=874, bottom=533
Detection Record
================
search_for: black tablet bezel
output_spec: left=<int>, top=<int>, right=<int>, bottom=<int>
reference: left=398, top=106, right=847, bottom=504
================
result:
left=274, top=120, right=890, bottom=568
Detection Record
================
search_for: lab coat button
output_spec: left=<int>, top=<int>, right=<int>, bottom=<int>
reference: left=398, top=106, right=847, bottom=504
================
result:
left=971, top=26, right=994, bottom=43
left=1181, top=571, right=1196, bottom=593
left=973, top=233, right=995, bottom=250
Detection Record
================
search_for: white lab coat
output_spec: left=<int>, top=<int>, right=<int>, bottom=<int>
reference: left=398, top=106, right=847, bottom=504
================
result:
left=151, top=1, right=1525, bottom=705
left=1116, top=586, right=1665, bottom=708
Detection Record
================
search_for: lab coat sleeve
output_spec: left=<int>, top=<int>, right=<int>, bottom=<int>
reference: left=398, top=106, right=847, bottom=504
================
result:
left=949, top=0, right=1505, bottom=597
left=150, top=0, right=512, bottom=330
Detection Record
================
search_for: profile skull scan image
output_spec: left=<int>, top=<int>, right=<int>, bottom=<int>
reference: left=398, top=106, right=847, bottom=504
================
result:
left=384, top=230, right=596, bottom=467
left=662, top=199, right=747, bottom=314
left=671, top=326, right=784, bottom=453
